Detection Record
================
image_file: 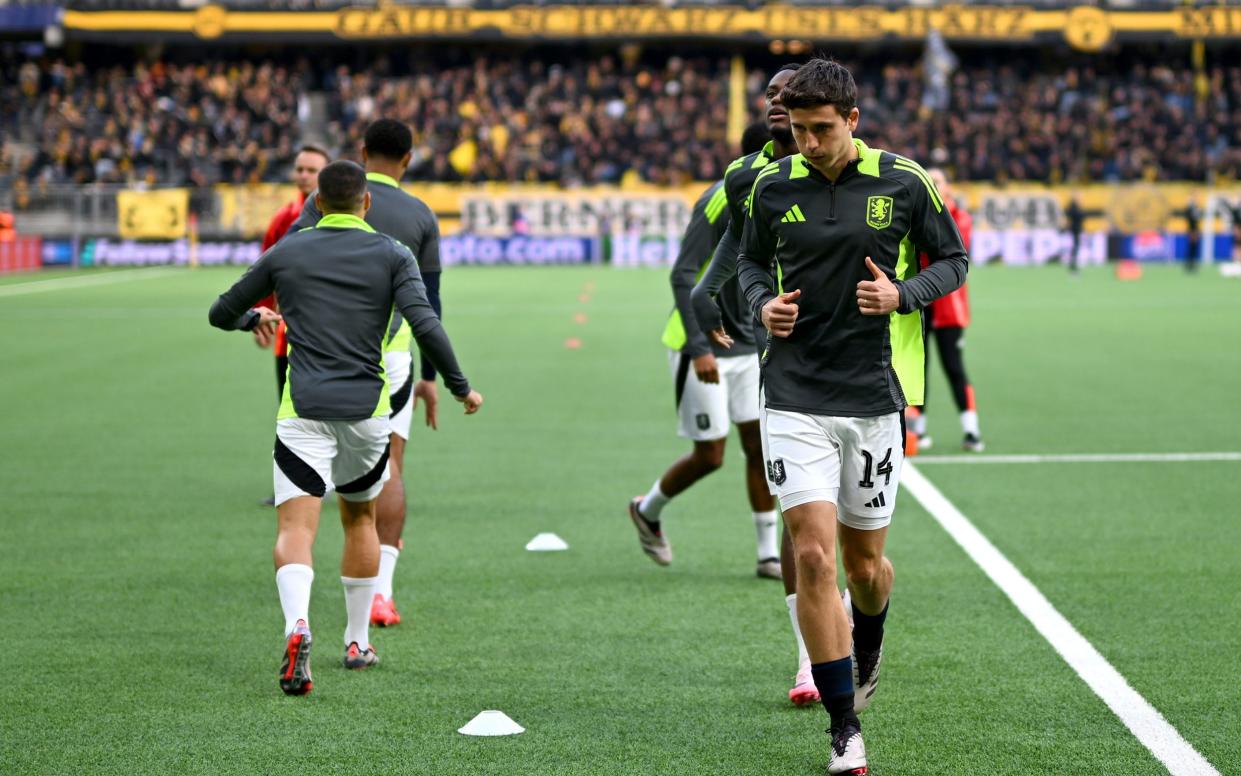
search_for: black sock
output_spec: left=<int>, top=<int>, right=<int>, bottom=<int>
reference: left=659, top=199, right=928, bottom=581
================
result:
left=811, top=657, right=858, bottom=730
left=852, top=599, right=888, bottom=653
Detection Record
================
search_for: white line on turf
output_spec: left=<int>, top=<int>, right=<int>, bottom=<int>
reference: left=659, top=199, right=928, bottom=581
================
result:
left=913, top=452, right=1241, bottom=465
left=902, top=462, right=1221, bottom=776
left=0, top=268, right=181, bottom=297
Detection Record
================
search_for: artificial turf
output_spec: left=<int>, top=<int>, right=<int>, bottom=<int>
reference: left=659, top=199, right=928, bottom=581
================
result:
left=0, top=262, right=1234, bottom=774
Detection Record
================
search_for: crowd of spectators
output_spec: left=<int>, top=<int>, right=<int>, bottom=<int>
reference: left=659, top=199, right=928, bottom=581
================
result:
left=3, top=46, right=1240, bottom=190
left=323, top=54, right=734, bottom=186
left=861, top=55, right=1241, bottom=184
left=1, top=54, right=311, bottom=188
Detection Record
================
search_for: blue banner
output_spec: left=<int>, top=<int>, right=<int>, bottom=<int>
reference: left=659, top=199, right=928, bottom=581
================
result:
left=0, top=6, right=58, bottom=31
left=440, top=235, right=600, bottom=266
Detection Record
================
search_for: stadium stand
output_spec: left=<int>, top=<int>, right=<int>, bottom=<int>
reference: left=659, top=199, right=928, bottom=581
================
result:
left=4, top=46, right=1239, bottom=187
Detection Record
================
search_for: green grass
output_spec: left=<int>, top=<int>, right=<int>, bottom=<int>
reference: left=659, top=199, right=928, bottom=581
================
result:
left=0, top=263, right=1236, bottom=774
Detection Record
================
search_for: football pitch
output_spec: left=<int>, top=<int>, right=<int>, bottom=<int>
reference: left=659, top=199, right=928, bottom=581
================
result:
left=0, top=263, right=1237, bottom=775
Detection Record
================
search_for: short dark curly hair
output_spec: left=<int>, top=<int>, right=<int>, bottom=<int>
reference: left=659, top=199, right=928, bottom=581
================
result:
left=363, top=119, right=413, bottom=162
left=780, top=58, right=857, bottom=118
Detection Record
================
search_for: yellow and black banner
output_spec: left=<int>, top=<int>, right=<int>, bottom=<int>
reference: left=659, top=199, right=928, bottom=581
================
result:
left=117, top=189, right=189, bottom=240
left=61, top=4, right=1241, bottom=51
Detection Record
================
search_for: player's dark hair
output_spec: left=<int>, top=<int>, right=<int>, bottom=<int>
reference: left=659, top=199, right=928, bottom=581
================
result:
left=741, top=122, right=770, bottom=156
left=781, top=58, right=857, bottom=118
left=316, top=160, right=368, bottom=212
left=297, top=144, right=331, bottom=163
left=363, top=119, right=413, bottom=162
left=777, top=62, right=802, bottom=75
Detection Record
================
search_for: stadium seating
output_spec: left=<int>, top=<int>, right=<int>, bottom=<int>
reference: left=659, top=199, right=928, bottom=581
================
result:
left=3, top=47, right=1239, bottom=186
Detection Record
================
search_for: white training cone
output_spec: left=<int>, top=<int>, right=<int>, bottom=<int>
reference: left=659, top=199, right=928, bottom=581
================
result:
left=458, top=710, right=525, bottom=736
left=525, top=532, right=569, bottom=552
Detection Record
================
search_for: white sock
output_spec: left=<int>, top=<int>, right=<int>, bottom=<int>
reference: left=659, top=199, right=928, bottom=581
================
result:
left=275, top=563, right=314, bottom=637
left=639, top=479, right=670, bottom=522
left=376, top=544, right=400, bottom=600
left=961, top=410, right=980, bottom=437
left=341, top=576, right=376, bottom=648
left=785, top=593, right=810, bottom=669
left=753, top=511, right=779, bottom=560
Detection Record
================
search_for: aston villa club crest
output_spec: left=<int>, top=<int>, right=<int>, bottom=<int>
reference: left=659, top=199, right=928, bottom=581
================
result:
left=866, top=195, right=893, bottom=230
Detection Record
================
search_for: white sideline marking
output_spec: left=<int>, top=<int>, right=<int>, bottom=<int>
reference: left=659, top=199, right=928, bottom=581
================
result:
left=914, top=452, right=1241, bottom=465
left=902, top=463, right=1221, bottom=776
left=0, top=268, right=180, bottom=297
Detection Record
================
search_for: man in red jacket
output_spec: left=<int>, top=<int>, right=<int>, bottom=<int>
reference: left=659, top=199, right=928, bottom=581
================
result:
left=255, top=146, right=330, bottom=506
left=908, top=168, right=984, bottom=453
left=253, top=146, right=331, bottom=398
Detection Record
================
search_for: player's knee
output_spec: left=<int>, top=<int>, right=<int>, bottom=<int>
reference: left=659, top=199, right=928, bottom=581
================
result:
left=693, top=440, right=726, bottom=471
left=844, top=555, right=884, bottom=590
left=339, top=500, right=377, bottom=525
left=794, top=541, right=835, bottom=583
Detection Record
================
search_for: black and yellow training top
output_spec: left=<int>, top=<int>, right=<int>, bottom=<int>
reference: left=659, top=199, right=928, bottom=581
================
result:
left=737, top=139, right=968, bottom=417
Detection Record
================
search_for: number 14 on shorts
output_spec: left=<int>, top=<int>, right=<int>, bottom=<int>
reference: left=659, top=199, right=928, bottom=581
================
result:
left=858, top=448, right=894, bottom=489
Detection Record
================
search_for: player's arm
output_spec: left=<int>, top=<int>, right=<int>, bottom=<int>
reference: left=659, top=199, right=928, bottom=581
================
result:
left=689, top=228, right=739, bottom=337
left=689, top=170, right=744, bottom=335
left=390, top=244, right=480, bottom=412
left=737, top=181, right=783, bottom=319
left=670, top=200, right=716, bottom=360
left=208, top=251, right=279, bottom=332
left=416, top=214, right=443, bottom=383
left=894, top=177, right=969, bottom=314
left=739, top=184, right=801, bottom=338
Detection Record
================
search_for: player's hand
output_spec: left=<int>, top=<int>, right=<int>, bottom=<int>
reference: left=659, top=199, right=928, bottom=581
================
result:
left=251, top=306, right=282, bottom=346
left=762, top=289, right=801, bottom=338
left=857, top=257, right=900, bottom=316
left=253, top=306, right=282, bottom=325
left=708, top=328, right=734, bottom=349
left=455, top=390, right=483, bottom=414
left=413, top=379, right=439, bottom=431
left=253, top=325, right=274, bottom=349
left=693, top=353, right=720, bottom=384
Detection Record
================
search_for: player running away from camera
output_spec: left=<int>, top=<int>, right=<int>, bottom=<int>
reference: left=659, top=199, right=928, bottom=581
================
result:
left=906, top=168, right=984, bottom=453
left=209, top=161, right=483, bottom=696
left=686, top=64, right=823, bottom=707
left=289, top=119, right=444, bottom=629
left=627, top=121, right=776, bottom=579
left=736, top=59, right=967, bottom=774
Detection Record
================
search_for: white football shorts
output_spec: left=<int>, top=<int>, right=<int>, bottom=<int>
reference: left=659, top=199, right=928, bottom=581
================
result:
left=763, top=410, right=904, bottom=530
left=273, top=417, right=391, bottom=506
left=669, top=350, right=761, bottom=441
left=386, top=350, right=413, bottom=441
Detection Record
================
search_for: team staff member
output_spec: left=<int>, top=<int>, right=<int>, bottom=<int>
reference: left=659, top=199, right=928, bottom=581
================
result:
left=210, top=161, right=483, bottom=695
left=737, top=59, right=967, bottom=775
left=290, top=120, right=443, bottom=629
left=907, top=168, right=984, bottom=453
